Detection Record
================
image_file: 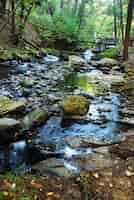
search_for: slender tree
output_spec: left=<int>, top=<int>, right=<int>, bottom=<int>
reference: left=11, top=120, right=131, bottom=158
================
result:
left=0, top=0, right=6, bottom=14
left=119, top=0, right=124, bottom=41
left=78, top=0, right=88, bottom=30
left=113, top=0, right=117, bottom=40
left=11, top=0, right=16, bottom=40
left=74, top=0, right=79, bottom=14
left=60, top=0, right=64, bottom=9
left=123, top=0, right=134, bottom=60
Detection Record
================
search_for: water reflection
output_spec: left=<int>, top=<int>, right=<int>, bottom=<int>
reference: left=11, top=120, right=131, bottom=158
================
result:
left=64, top=73, right=104, bottom=94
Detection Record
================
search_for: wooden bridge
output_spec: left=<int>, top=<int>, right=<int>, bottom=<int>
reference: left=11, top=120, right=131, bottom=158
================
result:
left=92, top=38, right=117, bottom=52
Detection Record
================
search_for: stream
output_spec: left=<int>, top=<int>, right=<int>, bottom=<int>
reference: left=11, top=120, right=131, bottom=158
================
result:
left=0, top=50, right=133, bottom=177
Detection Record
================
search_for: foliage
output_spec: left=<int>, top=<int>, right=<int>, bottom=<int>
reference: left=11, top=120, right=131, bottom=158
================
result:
left=98, top=47, right=120, bottom=58
left=0, top=173, right=44, bottom=200
left=80, top=172, right=91, bottom=200
left=30, top=8, right=79, bottom=48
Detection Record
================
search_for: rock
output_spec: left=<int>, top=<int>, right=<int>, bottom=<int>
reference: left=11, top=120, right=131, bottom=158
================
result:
left=22, top=79, right=35, bottom=88
left=62, top=95, right=89, bottom=116
left=97, top=58, right=118, bottom=67
left=0, top=118, right=20, bottom=130
left=75, top=152, right=115, bottom=170
left=69, top=55, right=88, bottom=71
left=32, top=158, right=76, bottom=178
left=65, top=134, right=123, bottom=149
left=23, top=88, right=31, bottom=97
left=112, top=66, right=121, bottom=71
left=48, top=94, right=62, bottom=103
left=23, top=107, right=48, bottom=130
left=0, top=118, right=21, bottom=143
left=0, top=96, right=25, bottom=116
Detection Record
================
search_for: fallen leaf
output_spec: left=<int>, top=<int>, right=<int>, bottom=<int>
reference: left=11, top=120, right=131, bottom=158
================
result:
left=31, top=180, right=44, bottom=191
left=47, top=192, right=54, bottom=196
left=3, top=191, right=9, bottom=196
left=2, top=179, right=12, bottom=189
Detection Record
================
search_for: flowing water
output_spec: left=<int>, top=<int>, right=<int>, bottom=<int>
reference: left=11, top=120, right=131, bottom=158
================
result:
left=0, top=50, right=131, bottom=175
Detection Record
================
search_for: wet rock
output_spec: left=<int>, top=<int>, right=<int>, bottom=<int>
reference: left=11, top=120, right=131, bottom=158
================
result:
left=48, top=94, right=62, bottom=104
left=62, top=95, right=89, bottom=116
left=23, top=107, right=48, bottom=130
left=75, top=152, right=114, bottom=170
left=109, top=136, right=134, bottom=159
left=97, top=58, right=118, bottom=67
left=112, top=65, right=121, bottom=71
left=32, top=158, right=75, bottom=178
left=0, top=118, right=20, bottom=130
left=23, top=88, right=31, bottom=97
left=0, top=96, right=25, bottom=116
left=65, top=135, right=115, bottom=149
left=0, top=118, right=21, bottom=143
left=22, top=78, right=35, bottom=88
left=69, top=55, right=89, bottom=71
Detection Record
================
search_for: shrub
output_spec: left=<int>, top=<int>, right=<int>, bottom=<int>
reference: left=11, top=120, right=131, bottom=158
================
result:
left=98, top=47, right=120, bottom=58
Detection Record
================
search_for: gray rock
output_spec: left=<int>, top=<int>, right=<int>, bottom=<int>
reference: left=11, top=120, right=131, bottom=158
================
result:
left=32, top=158, right=75, bottom=178
left=97, top=58, right=118, bottom=67
left=23, top=107, right=48, bottom=130
left=0, top=118, right=20, bottom=130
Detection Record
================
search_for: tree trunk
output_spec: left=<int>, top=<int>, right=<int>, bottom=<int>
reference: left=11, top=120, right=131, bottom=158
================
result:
left=78, top=0, right=87, bottom=30
left=119, top=0, right=124, bottom=42
left=11, top=0, right=15, bottom=39
left=123, top=0, right=134, bottom=60
left=74, top=0, right=79, bottom=14
left=113, top=0, right=117, bottom=40
left=60, top=0, right=64, bottom=9
left=0, top=0, right=6, bottom=14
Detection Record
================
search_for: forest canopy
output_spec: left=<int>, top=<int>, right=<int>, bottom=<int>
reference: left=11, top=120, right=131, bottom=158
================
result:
left=0, top=0, right=133, bottom=59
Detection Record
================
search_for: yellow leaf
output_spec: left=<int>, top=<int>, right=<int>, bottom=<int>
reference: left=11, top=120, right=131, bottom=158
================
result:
left=47, top=192, right=54, bottom=196
left=3, top=191, right=8, bottom=196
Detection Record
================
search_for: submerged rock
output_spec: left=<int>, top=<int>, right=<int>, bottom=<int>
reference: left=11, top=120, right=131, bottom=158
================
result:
left=0, top=96, right=25, bottom=116
left=23, top=107, right=48, bottom=130
left=62, top=95, right=89, bottom=116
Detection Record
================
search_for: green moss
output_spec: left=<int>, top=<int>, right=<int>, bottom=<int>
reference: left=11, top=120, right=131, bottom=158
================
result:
left=62, top=95, right=89, bottom=116
left=63, top=74, right=107, bottom=95
left=0, top=47, right=41, bottom=61
left=80, top=172, right=91, bottom=200
left=0, top=96, right=25, bottom=116
left=98, top=47, right=119, bottom=59
left=41, top=48, right=60, bottom=56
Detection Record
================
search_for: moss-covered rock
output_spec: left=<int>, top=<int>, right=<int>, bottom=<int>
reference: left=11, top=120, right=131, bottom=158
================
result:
left=22, top=79, right=35, bottom=88
left=0, top=96, right=25, bottom=116
left=23, top=107, right=48, bottom=130
left=62, top=95, right=89, bottom=116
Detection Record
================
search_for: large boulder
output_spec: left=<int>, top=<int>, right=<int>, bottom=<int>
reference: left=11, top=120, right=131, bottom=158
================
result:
left=23, top=107, right=48, bottom=130
left=69, top=55, right=88, bottom=71
left=97, top=58, right=118, bottom=67
left=62, top=95, right=89, bottom=116
left=0, top=96, right=25, bottom=116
